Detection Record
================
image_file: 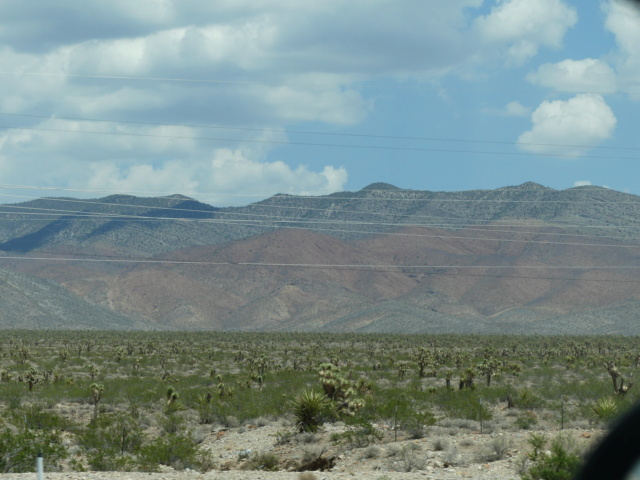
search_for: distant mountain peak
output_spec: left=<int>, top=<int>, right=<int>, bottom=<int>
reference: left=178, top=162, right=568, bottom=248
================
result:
left=513, top=182, right=550, bottom=190
left=163, top=194, right=193, bottom=200
left=361, top=182, right=400, bottom=191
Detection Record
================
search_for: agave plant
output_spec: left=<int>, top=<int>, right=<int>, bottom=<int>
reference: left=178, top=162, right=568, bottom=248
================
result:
left=592, top=396, right=618, bottom=422
left=291, top=389, right=331, bottom=433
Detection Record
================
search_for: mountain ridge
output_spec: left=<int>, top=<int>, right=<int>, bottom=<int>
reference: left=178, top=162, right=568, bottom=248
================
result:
left=1, top=182, right=640, bottom=333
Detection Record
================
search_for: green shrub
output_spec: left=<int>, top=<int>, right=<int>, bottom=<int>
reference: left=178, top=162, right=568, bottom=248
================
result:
left=520, top=434, right=582, bottom=480
left=515, top=411, right=538, bottom=430
left=139, top=432, right=202, bottom=471
left=403, top=410, right=436, bottom=439
left=330, top=416, right=383, bottom=447
left=15, top=404, right=72, bottom=431
left=0, top=427, right=67, bottom=473
left=76, top=413, right=144, bottom=471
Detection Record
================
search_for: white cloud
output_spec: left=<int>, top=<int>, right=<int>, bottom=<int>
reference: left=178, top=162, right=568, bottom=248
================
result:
left=485, top=101, right=530, bottom=117
left=517, top=94, right=617, bottom=157
left=0, top=121, right=348, bottom=205
left=528, top=58, right=617, bottom=93
left=84, top=148, right=347, bottom=204
left=604, top=0, right=640, bottom=100
left=473, top=0, right=577, bottom=63
left=574, top=180, right=592, bottom=187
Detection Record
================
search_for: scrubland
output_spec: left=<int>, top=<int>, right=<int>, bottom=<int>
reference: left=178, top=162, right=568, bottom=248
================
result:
left=1, top=331, right=636, bottom=478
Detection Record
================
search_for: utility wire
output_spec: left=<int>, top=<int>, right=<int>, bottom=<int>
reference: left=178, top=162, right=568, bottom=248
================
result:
left=0, top=71, right=637, bottom=96
left=1, top=185, right=638, bottom=205
left=0, top=182, right=618, bottom=198
left=2, top=202, right=640, bottom=250
left=4, top=192, right=640, bottom=246
left=1, top=124, right=639, bottom=160
left=2, top=112, right=639, bottom=153
left=0, top=254, right=639, bottom=270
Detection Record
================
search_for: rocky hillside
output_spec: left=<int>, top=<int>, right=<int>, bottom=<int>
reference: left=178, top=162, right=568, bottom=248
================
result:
left=1, top=182, right=640, bottom=333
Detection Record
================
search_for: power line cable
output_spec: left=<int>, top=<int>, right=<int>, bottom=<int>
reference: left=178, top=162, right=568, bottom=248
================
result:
left=4, top=192, right=640, bottom=246
left=0, top=71, right=637, bottom=96
left=0, top=253, right=638, bottom=271
left=0, top=181, right=620, bottom=198
left=1, top=124, right=640, bottom=160
left=2, top=112, right=639, bottom=153
left=3, top=201, right=640, bottom=250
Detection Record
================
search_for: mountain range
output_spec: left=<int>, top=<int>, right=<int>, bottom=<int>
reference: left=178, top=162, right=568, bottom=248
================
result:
left=1, top=182, right=639, bottom=334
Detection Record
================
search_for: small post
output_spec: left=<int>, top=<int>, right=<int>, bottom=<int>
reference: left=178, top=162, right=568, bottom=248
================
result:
left=561, top=396, right=565, bottom=431
left=36, top=453, right=44, bottom=480
left=479, top=400, right=483, bottom=434
left=394, top=404, right=398, bottom=442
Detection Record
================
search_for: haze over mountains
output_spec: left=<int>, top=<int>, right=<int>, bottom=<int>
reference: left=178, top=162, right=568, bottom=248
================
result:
left=1, top=182, right=640, bottom=334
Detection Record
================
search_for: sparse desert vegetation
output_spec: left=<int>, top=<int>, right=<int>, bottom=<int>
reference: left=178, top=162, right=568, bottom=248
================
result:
left=0, top=330, right=637, bottom=477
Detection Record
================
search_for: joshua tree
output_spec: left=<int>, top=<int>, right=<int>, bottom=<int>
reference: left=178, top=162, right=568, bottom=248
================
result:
left=605, top=361, right=633, bottom=395
left=477, top=358, right=501, bottom=387
left=413, top=347, right=435, bottom=378
left=90, top=383, right=104, bottom=422
left=25, top=369, right=40, bottom=391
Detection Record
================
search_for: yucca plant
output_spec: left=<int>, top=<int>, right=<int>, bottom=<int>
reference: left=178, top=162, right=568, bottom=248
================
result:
left=592, top=396, right=618, bottom=423
left=291, top=389, right=332, bottom=433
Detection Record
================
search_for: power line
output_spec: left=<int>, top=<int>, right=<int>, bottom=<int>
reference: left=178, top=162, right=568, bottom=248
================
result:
left=0, top=182, right=620, bottom=198
left=0, top=71, right=637, bottom=96
left=4, top=191, right=640, bottom=247
left=2, top=124, right=640, bottom=160
left=3, top=202, right=640, bottom=250
left=2, top=112, right=639, bottom=153
left=2, top=184, right=639, bottom=205
left=2, top=199, right=640, bottom=242
left=0, top=253, right=639, bottom=270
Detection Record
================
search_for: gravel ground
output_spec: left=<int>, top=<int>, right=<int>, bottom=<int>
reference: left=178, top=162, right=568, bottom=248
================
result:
left=1, top=422, right=602, bottom=480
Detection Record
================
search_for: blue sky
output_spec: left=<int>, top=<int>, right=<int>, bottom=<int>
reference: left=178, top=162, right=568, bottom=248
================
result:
left=0, top=0, right=639, bottom=206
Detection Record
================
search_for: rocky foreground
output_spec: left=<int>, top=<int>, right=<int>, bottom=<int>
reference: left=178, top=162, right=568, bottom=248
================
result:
left=2, top=420, right=602, bottom=480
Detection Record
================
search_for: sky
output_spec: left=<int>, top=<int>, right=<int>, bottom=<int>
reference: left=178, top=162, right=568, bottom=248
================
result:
left=0, top=0, right=639, bottom=206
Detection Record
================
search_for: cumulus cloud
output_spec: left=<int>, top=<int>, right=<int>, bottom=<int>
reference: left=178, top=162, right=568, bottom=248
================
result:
left=528, top=58, right=617, bottom=93
left=0, top=121, right=347, bottom=205
left=473, top=0, right=577, bottom=64
left=84, top=148, right=347, bottom=205
left=517, top=94, right=617, bottom=157
left=0, top=1, right=496, bottom=202
left=574, top=180, right=592, bottom=187
left=604, top=0, right=640, bottom=100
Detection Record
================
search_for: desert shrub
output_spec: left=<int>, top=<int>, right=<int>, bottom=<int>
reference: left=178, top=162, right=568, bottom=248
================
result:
left=517, top=388, right=546, bottom=410
left=435, top=389, right=492, bottom=421
left=274, top=430, right=295, bottom=445
left=139, top=432, right=202, bottom=471
left=0, top=427, right=67, bottom=473
left=520, top=434, right=582, bottom=480
left=240, top=451, right=280, bottom=471
left=478, top=436, right=512, bottom=462
left=301, top=445, right=325, bottom=464
left=76, top=413, right=144, bottom=471
left=296, top=432, right=318, bottom=444
left=392, top=444, right=425, bottom=472
left=330, top=416, right=383, bottom=448
left=363, top=445, right=381, bottom=459
left=15, top=403, right=72, bottom=431
left=402, top=410, right=436, bottom=439
left=515, top=410, right=538, bottom=430
left=432, top=437, right=449, bottom=451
